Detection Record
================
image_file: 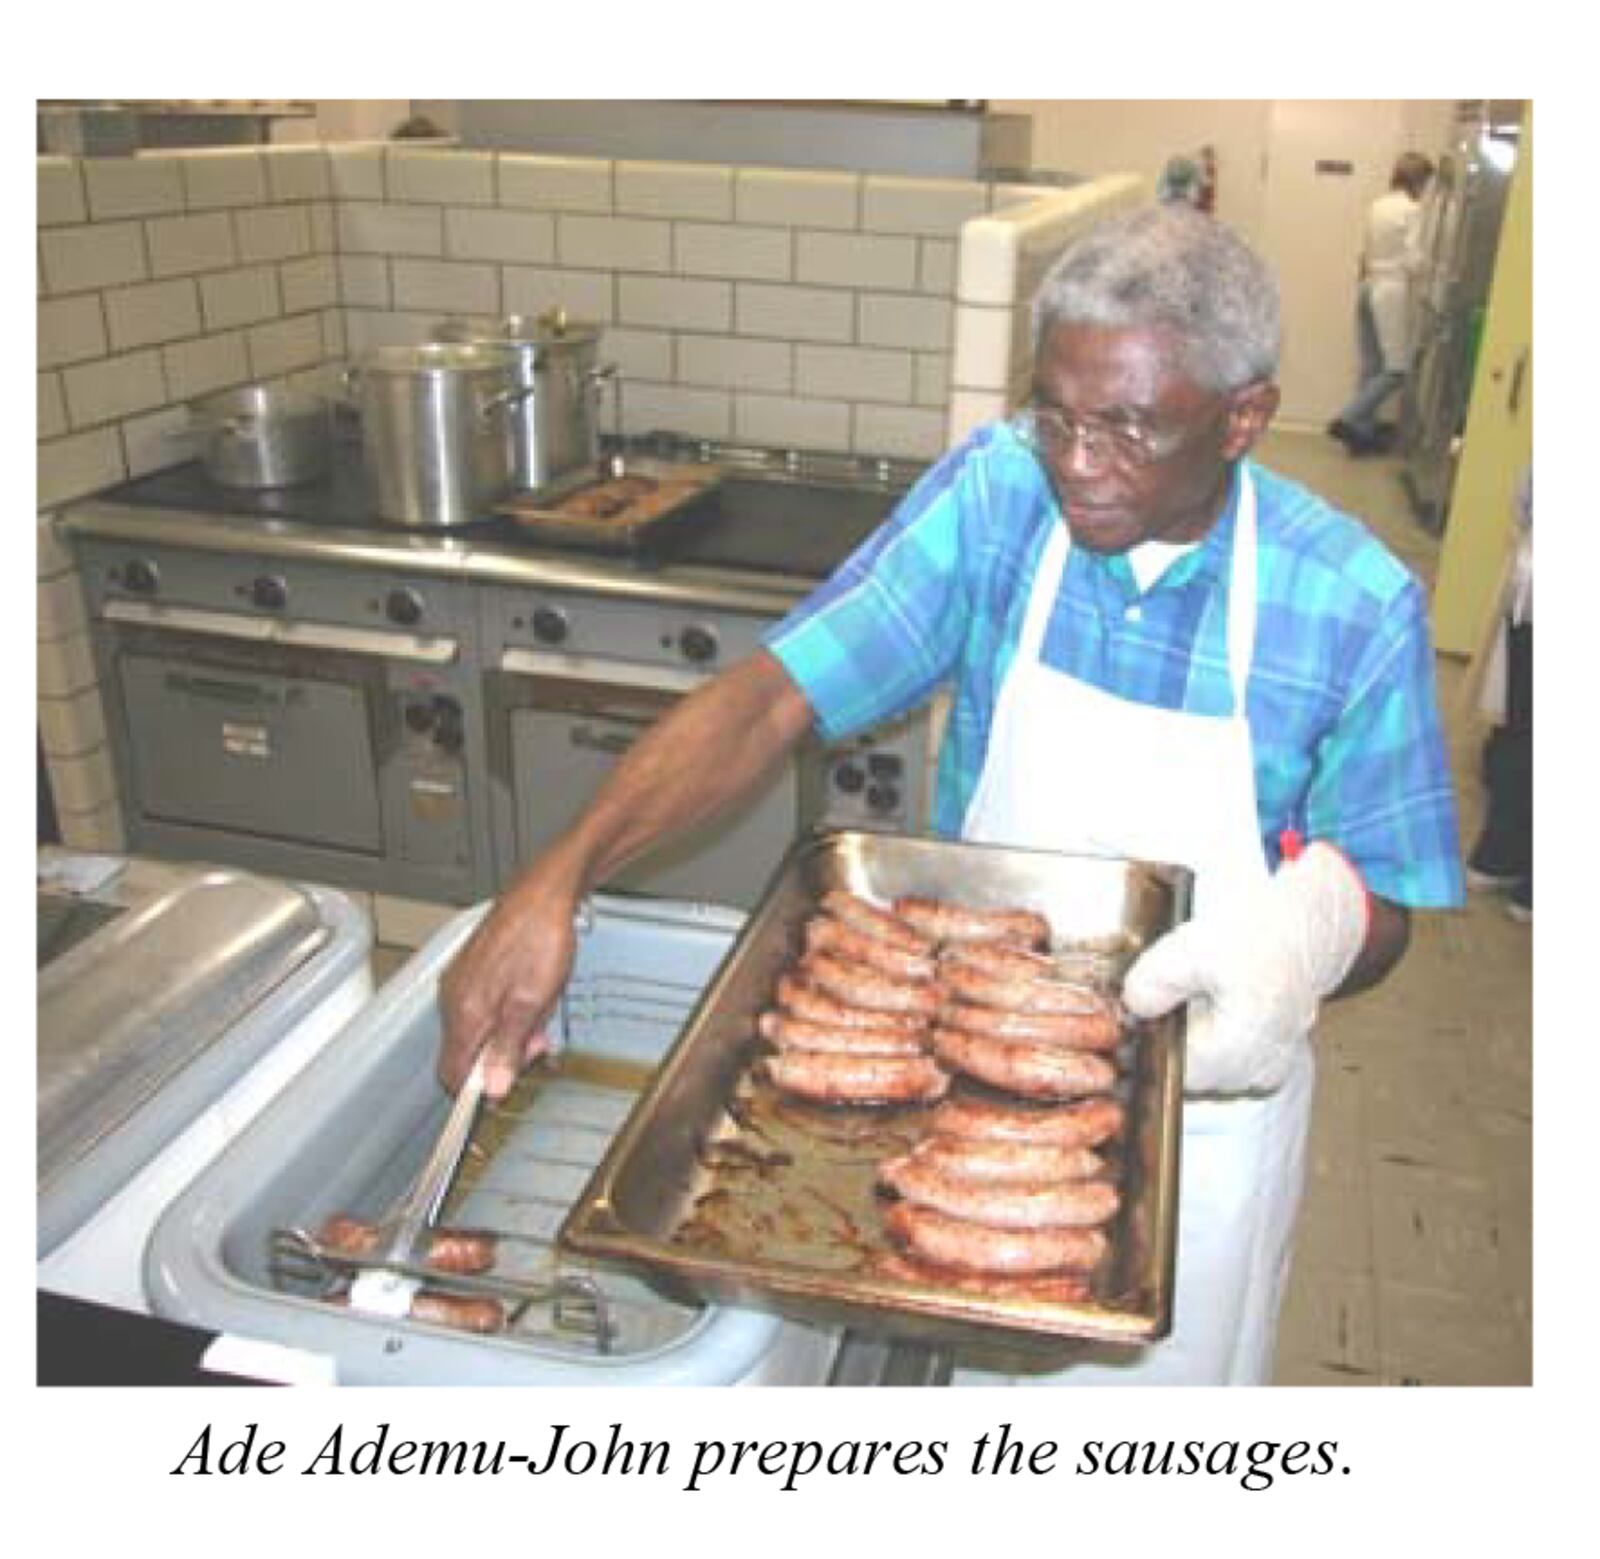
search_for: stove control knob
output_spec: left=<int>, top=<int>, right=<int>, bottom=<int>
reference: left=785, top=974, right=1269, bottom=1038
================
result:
left=251, top=574, right=289, bottom=612
left=866, top=781, right=902, bottom=815
left=431, top=696, right=464, bottom=754
left=833, top=759, right=866, bottom=795
left=386, top=587, right=425, bottom=627
left=403, top=700, right=436, bottom=734
left=679, top=624, right=719, bottom=665
left=122, top=558, right=160, bottom=596
left=531, top=606, right=570, bottom=646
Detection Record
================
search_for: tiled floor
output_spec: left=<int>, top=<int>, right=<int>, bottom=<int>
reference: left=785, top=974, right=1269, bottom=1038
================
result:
left=1257, top=428, right=1532, bottom=1386
left=376, top=429, right=1533, bottom=1387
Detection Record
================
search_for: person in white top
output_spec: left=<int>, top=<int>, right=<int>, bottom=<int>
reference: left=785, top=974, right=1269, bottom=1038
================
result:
left=1329, top=151, right=1435, bottom=455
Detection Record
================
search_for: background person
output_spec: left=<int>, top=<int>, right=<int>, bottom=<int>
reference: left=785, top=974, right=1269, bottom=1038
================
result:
left=1329, top=150, right=1436, bottom=455
left=440, top=205, right=1464, bottom=1386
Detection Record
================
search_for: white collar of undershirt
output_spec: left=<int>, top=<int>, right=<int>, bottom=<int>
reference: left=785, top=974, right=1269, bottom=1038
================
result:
left=1124, top=537, right=1202, bottom=595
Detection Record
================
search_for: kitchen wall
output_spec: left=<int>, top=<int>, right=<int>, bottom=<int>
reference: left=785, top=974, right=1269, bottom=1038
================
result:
left=36, top=140, right=1132, bottom=863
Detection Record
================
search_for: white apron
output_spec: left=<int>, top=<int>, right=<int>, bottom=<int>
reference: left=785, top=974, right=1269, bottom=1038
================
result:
left=954, top=467, right=1314, bottom=1386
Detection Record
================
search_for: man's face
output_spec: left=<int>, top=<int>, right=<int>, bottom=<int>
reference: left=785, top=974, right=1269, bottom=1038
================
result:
left=1028, top=322, right=1278, bottom=555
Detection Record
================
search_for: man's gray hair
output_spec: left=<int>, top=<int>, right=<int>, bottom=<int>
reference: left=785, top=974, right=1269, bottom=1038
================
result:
left=1031, top=205, right=1281, bottom=393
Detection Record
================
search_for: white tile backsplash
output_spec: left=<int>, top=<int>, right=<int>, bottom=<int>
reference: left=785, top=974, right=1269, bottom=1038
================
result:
left=37, top=158, right=87, bottom=226
left=735, top=168, right=859, bottom=231
left=61, top=348, right=168, bottom=429
left=163, top=331, right=251, bottom=401
left=677, top=334, right=791, bottom=393
left=796, top=230, right=918, bottom=291
left=39, top=295, right=109, bottom=369
left=391, top=258, right=499, bottom=316
left=858, top=293, right=953, bottom=353
left=619, top=274, right=733, bottom=333
left=735, top=282, right=853, bottom=344
left=861, top=176, right=989, bottom=237
left=103, top=277, right=202, bottom=353
left=146, top=212, right=238, bottom=278
left=37, top=372, right=66, bottom=440
left=616, top=161, right=733, bottom=221
left=557, top=214, right=673, bottom=274
left=501, top=265, right=613, bottom=322
left=796, top=343, right=914, bottom=405
left=248, top=313, right=326, bottom=379
left=233, top=205, right=315, bottom=265
left=338, top=202, right=445, bottom=257
left=199, top=266, right=282, bottom=332
left=497, top=154, right=612, bottom=213
left=674, top=222, right=791, bottom=282
left=446, top=207, right=556, bottom=265
left=180, top=149, right=270, bottom=210
left=279, top=254, right=339, bottom=314
left=386, top=147, right=495, bottom=207
left=734, top=392, right=851, bottom=453
left=853, top=403, right=948, bottom=460
left=39, top=221, right=148, bottom=295
left=265, top=145, right=332, bottom=202
left=83, top=155, right=186, bottom=221
left=37, top=425, right=124, bottom=512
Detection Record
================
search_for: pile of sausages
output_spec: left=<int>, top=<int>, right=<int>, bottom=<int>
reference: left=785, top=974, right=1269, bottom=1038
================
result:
left=756, top=888, right=1127, bottom=1288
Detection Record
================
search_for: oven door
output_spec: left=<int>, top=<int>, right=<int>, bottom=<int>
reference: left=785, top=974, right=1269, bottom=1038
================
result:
left=490, top=653, right=812, bottom=910
left=111, top=626, right=387, bottom=855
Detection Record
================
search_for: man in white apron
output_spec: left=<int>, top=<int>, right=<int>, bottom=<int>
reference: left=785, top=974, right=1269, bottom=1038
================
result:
left=1329, top=151, right=1435, bottom=455
left=439, top=206, right=1464, bottom=1386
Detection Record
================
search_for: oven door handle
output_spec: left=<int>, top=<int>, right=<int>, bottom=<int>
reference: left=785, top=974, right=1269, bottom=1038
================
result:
left=498, top=646, right=710, bottom=694
left=102, top=599, right=460, bottom=665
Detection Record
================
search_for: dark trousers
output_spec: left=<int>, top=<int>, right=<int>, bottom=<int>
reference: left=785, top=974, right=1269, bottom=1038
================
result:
left=1471, top=617, right=1532, bottom=879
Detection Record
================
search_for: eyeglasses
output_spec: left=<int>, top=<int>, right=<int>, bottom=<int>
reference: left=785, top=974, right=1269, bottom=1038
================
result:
left=1013, top=399, right=1193, bottom=469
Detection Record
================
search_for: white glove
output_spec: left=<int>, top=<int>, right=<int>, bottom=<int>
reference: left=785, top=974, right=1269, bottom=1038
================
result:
left=1122, top=842, right=1370, bottom=1095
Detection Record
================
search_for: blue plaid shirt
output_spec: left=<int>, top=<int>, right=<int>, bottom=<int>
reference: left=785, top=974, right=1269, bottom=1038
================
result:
left=766, top=420, right=1464, bottom=910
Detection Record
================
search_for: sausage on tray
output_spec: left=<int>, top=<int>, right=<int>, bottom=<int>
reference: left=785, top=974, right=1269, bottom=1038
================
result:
left=892, top=896, right=1051, bottom=951
left=763, top=1051, right=951, bottom=1106
left=799, top=952, right=942, bottom=1019
left=819, top=890, right=934, bottom=955
left=938, top=997, right=1122, bottom=1053
left=889, top=1133, right=1106, bottom=1184
left=775, top=973, right=928, bottom=1035
left=930, top=1026, right=1117, bottom=1100
left=940, top=958, right=1116, bottom=1019
left=929, top=1093, right=1126, bottom=1149
left=879, top=1154, right=1121, bottom=1229
left=317, top=1215, right=499, bottom=1275
left=803, top=914, right=938, bottom=983
left=331, top=1287, right=508, bottom=1334
left=883, top=1200, right=1108, bottom=1276
left=758, top=1009, right=927, bottom=1057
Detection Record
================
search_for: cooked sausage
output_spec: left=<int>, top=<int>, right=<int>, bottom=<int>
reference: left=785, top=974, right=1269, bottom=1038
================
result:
left=804, top=914, right=938, bottom=983
left=763, top=1051, right=950, bottom=1106
left=758, top=1009, right=927, bottom=1057
left=879, top=1154, right=1120, bottom=1228
left=407, top=1290, right=507, bottom=1335
left=892, top=896, right=1051, bottom=950
left=930, top=1026, right=1117, bottom=1099
left=938, top=997, right=1122, bottom=1053
left=883, top=1200, right=1108, bottom=1275
left=929, top=1094, right=1126, bottom=1148
left=889, top=1133, right=1105, bottom=1184
left=317, top=1215, right=498, bottom=1275
left=818, top=890, right=934, bottom=955
left=871, top=1248, right=1092, bottom=1304
left=938, top=942, right=1060, bottom=983
left=939, top=958, right=1114, bottom=1018
left=799, top=952, right=942, bottom=1019
left=775, top=973, right=928, bottom=1034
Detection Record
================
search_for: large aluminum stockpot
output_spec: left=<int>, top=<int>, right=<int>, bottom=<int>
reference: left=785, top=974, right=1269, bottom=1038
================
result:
left=350, top=342, right=526, bottom=528
left=186, top=384, right=333, bottom=489
left=434, top=311, right=614, bottom=491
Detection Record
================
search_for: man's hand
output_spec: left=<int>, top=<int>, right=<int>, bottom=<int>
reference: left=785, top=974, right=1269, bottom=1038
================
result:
left=437, top=863, right=580, bottom=1099
left=1122, top=842, right=1376, bottom=1094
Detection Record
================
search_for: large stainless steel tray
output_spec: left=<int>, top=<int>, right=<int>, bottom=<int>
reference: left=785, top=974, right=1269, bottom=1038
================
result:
left=561, top=830, right=1191, bottom=1355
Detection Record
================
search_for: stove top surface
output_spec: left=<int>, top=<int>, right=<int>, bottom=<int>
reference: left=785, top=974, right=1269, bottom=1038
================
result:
left=101, top=438, right=923, bottom=582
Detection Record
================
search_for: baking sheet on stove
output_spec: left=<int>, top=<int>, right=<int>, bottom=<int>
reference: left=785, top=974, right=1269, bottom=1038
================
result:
left=495, top=458, right=721, bottom=553
left=560, top=830, right=1191, bottom=1355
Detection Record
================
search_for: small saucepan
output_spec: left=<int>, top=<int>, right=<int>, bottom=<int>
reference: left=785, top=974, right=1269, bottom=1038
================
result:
left=186, top=384, right=334, bottom=489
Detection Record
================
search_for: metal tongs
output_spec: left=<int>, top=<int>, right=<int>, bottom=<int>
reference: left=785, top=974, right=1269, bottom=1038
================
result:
left=370, top=1054, right=487, bottom=1275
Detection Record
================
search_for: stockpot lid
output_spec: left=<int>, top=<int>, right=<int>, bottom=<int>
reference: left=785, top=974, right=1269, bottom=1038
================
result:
left=37, top=865, right=333, bottom=1192
left=357, top=341, right=520, bottom=378
left=436, top=307, right=602, bottom=357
